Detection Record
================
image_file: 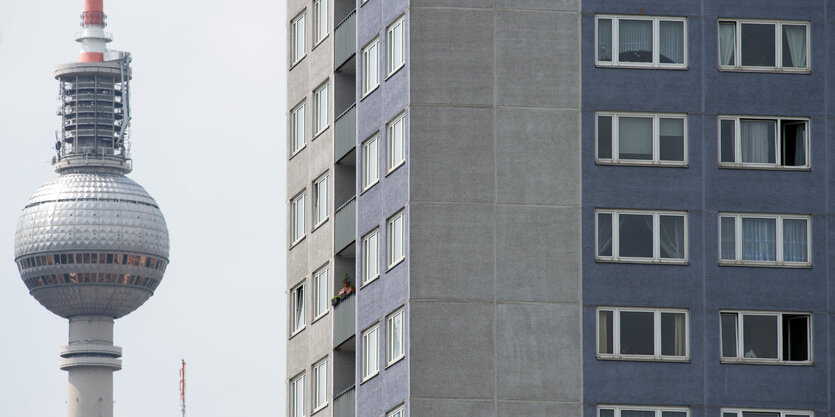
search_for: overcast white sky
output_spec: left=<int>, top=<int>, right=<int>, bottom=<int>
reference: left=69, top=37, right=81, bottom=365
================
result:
left=0, top=1, right=288, bottom=415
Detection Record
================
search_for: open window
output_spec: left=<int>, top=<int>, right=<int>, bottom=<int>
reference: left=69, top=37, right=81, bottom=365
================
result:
left=719, top=117, right=809, bottom=169
left=720, top=311, right=811, bottom=364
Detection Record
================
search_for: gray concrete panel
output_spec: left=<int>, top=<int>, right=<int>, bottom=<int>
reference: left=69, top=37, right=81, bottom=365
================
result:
left=410, top=8, right=494, bottom=105
left=409, top=106, right=494, bottom=203
left=409, top=203, right=495, bottom=301
left=410, top=399, right=496, bottom=417
left=497, top=303, right=581, bottom=402
left=410, top=0, right=494, bottom=10
left=496, top=109, right=580, bottom=205
left=498, top=402, right=582, bottom=417
left=288, top=62, right=310, bottom=106
left=495, top=10, right=579, bottom=108
left=410, top=301, right=495, bottom=399
left=496, top=0, right=578, bottom=10
left=496, top=206, right=580, bottom=303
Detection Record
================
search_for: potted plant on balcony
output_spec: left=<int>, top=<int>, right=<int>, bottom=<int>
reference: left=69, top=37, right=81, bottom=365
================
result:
left=331, top=274, right=356, bottom=306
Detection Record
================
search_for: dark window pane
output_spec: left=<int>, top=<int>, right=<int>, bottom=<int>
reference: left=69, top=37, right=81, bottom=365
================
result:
left=620, top=311, right=654, bottom=355
left=598, top=116, right=613, bottom=159
left=743, top=314, right=778, bottom=359
left=661, top=312, right=687, bottom=356
left=663, top=412, right=687, bottom=417
left=720, top=119, right=736, bottom=163
left=783, top=314, right=809, bottom=361
left=720, top=217, right=736, bottom=260
left=599, top=409, right=615, bottom=417
left=598, top=213, right=613, bottom=257
left=598, top=19, right=613, bottom=62
left=619, top=117, right=653, bottom=160
left=659, top=118, right=685, bottom=161
left=741, top=23, right=776, bottom=67
left=623, top=411, right=655, bottom=417
left=721, top=313, right=738, bottom=357
left=619, top=214, right=653, bottom=258
left=723, top=413, right=738, bottom=417
left=599, top=310, right=614, bottom=354
left=619, top=20, right=653, bottom=62
left=781, top=121, right=806, bottom=166
left=742, top=413, right=779, bottom=417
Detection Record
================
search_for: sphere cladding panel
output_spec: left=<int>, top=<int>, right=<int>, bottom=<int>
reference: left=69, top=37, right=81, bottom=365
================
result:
left=31, top=285, right=152, bottom=318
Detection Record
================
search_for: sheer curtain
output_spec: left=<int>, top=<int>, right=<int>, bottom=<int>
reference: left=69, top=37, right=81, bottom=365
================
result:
left=598, top=311, right=610, bottom=353
left=619, top=20, right=652, bottom=62
left=783, top=218, right=808, bottom=262
left=742, top=218, right=776, bottom=261
left=659, top=215, right=685, bottom=259
left=659, top=21, right=684, bottom=63
left=719, top=22, right=736, bottom=65
left=619, top=117, right=653, bottom=159
left=674, top=313, right=686, bottom=356
left=598, top=19, right=612, bottom=61
left=783, top=25, right=807, bottom=68
left=740, top=120, right=775, bottom=163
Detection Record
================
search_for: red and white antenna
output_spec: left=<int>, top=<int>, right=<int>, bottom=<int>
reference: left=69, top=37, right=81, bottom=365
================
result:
left=77, top=0, right=112, bottom=62
left=179, top=359, right=186, bottom=417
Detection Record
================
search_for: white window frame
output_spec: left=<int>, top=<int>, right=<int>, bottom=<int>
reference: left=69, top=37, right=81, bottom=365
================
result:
left=717, top=116, right=810, bottom=170
left=290, top=372, right=305, bottom=417
left=386, top=112, right=406, bottom=173
left=599, top=406, right=690, bottom=417
left=312, top=0, right=328, bottom=46
left=722, top=409, right=813, bottom=417
left=311, top=358, right=328, bottom=412
left=361, top=324, right=380, bottom=381
left=386, top=308, right=405, bottom=366
left=596, top=112, right=688, bottom=166
left=312, top=266, right=329, bottom=320
left=361, top=229, right=380, bottom=286
left=718, top=213, right=811, bottom=267
left=290, top=101, right=306, bottom=156
left=595, top=15, right=688, bottom=69
left=312, top=173, right=328, bottom=228
left=362, top=134, right=379, bottom=191
left=290, top=281, right=306, bottom=336
left=387, top=404, right=406, bottom=417
left=386, top=15, right=406, bottom=76
left=596, top=307, right=690, bottom=361
left=595, top=209, right=688, bottom=264
left=313, top=82, right=329, bottom=137
left=291, top=11, right=307, bottom=65
left=361, top=39, right=380, bottom=97
left=717, top=19, right=810, bottom=72
left=291, top=191, right=306, bottom=245
left=387, top=210, right=405, bottom=269
left=720, top=310, right=813, bottom=365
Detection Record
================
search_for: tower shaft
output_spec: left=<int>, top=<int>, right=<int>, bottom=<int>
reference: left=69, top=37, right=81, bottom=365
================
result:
left=60, top=316, right=122, bottom=417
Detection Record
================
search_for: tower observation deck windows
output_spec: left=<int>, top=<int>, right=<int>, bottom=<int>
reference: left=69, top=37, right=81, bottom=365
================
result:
left=719, top=117, right=809, bottom=169
left=596, top=15, right=687, bottom=68
left=597, top=113, right=687, bottom=165
left=720, top=311, right=811, bottom=364
left=596, top=209, right=687, bottom=264
left=719, top=20, right=809, bottom=71
left=719, top=213, right=810, bottom=267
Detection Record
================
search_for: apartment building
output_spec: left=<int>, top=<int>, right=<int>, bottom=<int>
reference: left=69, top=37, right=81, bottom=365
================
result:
left=287, top=1, right=834, bottom=416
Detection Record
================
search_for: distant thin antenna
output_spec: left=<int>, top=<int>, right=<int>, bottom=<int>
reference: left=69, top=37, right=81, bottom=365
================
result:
left=179, top=359, right=186, bottom=417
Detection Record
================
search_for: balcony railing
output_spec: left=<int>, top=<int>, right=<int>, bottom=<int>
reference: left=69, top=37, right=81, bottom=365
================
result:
left=334, top=197, right=355, bottom=255
left=333, top=292, right=355, bottom=348
left=334, top=104, right=356, bottom=163
left=334, top=11, right=356, bottom=70
left=333, top=385, right=355, bottom=417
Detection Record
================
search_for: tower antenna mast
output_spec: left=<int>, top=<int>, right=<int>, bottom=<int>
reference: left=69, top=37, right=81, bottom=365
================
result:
left=180, top=359, right=186, bottom=417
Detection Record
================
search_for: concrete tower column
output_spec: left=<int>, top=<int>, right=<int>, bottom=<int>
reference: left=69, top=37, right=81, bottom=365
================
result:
left=60, top=316, right=122, bottom=417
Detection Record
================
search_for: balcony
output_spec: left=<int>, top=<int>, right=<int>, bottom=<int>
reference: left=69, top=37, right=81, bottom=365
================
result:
left=334, top=197, right=355, bottom=256
left=333, top=292, right=355, bottom=349
left=333, top=385, right=355, bottom=417
left=334, top=104, right=356, bottom=163
left=334, top=11, right=356, bottom=70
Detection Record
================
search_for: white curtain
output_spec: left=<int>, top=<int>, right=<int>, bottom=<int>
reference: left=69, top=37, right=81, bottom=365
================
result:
left=598, top=19, right=612, bottom=61
left=659, top=21, right=684, bottom=63
left=742, top=218, right=776, bottom=261
left=719, top=22, right=736, bottom=65
left=659, top=215, right=684, bottom=259
left=619, top=117, right=653, bottom=159
left=720, top=217, right=736, bottom=260
left=740, top=120, right=775, bottom=163
left=783, top=25, right=807, bottom=68
left=619, top=20, right=652, bottom=62
left=783, top=218, right=808, bottom=262
left=598, top=311, right=611, bottom=354
left=674, top=313, right=686, bottom=356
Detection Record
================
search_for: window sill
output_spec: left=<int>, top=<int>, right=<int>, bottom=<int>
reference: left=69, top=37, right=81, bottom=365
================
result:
left=596, top=257, right=688, bottom=266
left=289, top=55, right=307, bottom=71
left=311, top=310, right=329, bottom=325
left=361, top=85, right=379, bottom=101
left=360, top=274, right=380, bottom=289
left=595, top=62, right=688, bottom=70
left=289, top=144, right=306, bottom=161
left=311, top=218, right=329, bottom=233
left=311, top=403, right=328, bottom=416
left=596, top=160, right=688, bottom=168
left=597, top=355, right=689, bottom=363
left=360, top=180, right=379, bottom=195
left=386, top=257, right=405, bottom=272
left=312, top=34, right=329, bottom=51
left=718, top=261, right=811, bottom=269
left=385, top=63, right=405, bottom=81
left=386, top=160, right=405, bottom=176
left=360, top=371, right=379, bottom=385
left=288, top=327, right=306, bottom=340
left=289, top=236, right=306, bottom=250
left=385, top=355, right=405, bottom=369
left=312, top=125, right=329, bottom=141
left=720, top=358, right=813, bottom=366
left=718, top=163, right=811, bottom=172
left=718, top=66, right=810, bottom=74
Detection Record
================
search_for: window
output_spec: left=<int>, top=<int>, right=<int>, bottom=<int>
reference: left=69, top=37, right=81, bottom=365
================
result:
left=718, top=20, right=809, bottom=71
left=387, top=405, right=406, bottom=417
left=719, top=116, right=809, bottom=169
left=361, top=229, right=379, bottom=285
left=599, top=406, right=689, bottom=417
left=387, top=210, right=405, bottom=268
left=387, top=16, right=405, bottom=75
left=312, top=0, right=328, bottom=45
left=312, top=359, right=328, bottom=411
left=362, top=39, right=380, bottom=96
left=719, top=213, right=810, bottom=266
left=596, top=15, right=687, bottom=68
left=312, top=174, right=328, bottom=227
left=596, top=209, right=687, bottom=263
left=291, top=192, right=306, bottom=244
left=387, top=113, right=406, bottom=172
left=362, top=324, right=380, bottom=381
left=597, top=112, right=687, bottom=165
left=597, top=307, right=689, bottom=361
left=290, top=281, right=306, bottom=335
left=722, top=409, right=813, bottom=417
left=313, top=266, right=329, bottom=319
left=386, top=308, right=405, bottom=365
left=290, top=101, right=306, bottom=155
left=291, top=11, right=306, bottom=65
left=721, top=311, right=811, bottom=364
left=313, top=83, right=329, bottom=136
left=290, top=372, right=305, bottom=417
left=362, top=135, right=379, bottom=190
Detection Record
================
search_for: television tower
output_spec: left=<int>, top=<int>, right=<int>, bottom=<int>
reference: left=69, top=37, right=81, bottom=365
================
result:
left=13, top=1, right=170, bottom=416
